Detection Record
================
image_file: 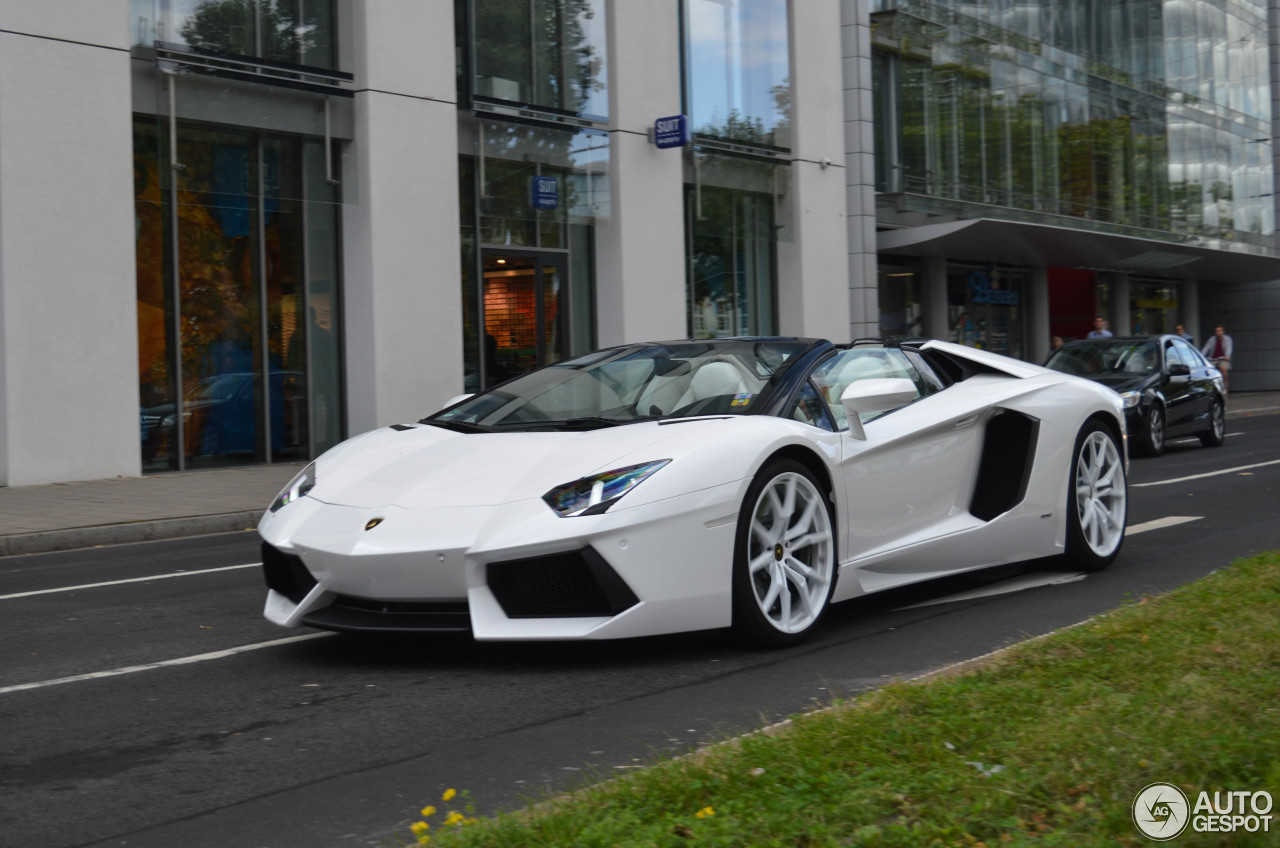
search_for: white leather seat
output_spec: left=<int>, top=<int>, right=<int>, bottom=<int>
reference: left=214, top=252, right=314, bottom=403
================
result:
left=672, top=361, right=747, bottom=411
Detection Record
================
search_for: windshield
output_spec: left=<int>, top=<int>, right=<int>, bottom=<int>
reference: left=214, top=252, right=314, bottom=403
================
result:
left=1046, top=340, right=1159, bottom=376
left=432, top=340, right=809, bottom=431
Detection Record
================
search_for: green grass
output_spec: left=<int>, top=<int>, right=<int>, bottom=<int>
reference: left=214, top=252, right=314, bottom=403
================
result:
left=406, top=553, right=1280, bottom=847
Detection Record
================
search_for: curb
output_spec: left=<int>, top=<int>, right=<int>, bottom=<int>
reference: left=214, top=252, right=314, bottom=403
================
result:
left=0, top=511, right=262, bottom=557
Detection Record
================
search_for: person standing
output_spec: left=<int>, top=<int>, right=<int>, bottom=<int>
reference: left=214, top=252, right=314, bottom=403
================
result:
left=1201, top=324, right=1234, bottom=393
left=1086, top=316, right=1112, bottom=338
left=1174, top=323, right=1194, bottom=345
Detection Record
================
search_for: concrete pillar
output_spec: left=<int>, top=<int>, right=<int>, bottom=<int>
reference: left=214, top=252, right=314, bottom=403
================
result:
left=343, top=0, right=463, bottom=433
left=1182, top=280, right=1201, bottom=345
left=1027, top=266, right=1050, bottom=361
left=841, top=0, right=879, bottom=339
left=921, top=257, right=949, bottom=340
left=775, top=1, right=850, bottom=342
left=0, top=3, right=140, bottom=485
left=1108, top=272, right=1131, bottom=336
left=594, top=0, right=686, bottom=345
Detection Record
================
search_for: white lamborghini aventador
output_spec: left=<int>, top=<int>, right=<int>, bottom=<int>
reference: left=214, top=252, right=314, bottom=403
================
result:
left=259, top=337, right=1128, bottom=646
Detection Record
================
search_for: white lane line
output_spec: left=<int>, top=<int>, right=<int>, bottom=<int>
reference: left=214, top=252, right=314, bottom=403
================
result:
left=0, top=563, right=260, bottom=601
left=899, top=516, right=1203, bottom=611
left=1132, top=458, right=1280, bottom=487
left=0, top=632, right=334, bottom=695
left=1171, top=431, right=1244, bottom=444
left=1126, top=516, right=1203, bottom=535
left=898, top=571, right=1087, bottom=610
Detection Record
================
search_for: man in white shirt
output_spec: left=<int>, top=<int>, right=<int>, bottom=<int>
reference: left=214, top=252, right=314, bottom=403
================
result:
left=1086, top=316, right=1112, bottom=338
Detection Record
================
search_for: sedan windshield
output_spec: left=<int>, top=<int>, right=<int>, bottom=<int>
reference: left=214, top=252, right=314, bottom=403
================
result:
left=1047, top=341, right=1159, bottom=376
left=431, top=340, right=808, bottom=431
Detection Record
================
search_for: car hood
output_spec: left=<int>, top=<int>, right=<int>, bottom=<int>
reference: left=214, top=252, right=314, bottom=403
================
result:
left=307, top=421, right=699, bottom=509
left=1079, top=372, right=1155, bottom=393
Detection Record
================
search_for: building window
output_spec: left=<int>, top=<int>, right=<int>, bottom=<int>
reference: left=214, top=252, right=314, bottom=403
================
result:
left=467, top=0, right=609, bottom=119
left=135, top=118, right=343, bottom=470
left=684, top=0, right=791, bottom=149
left=132, top=0, right=341, bottom=70
left=947, top=264, right=1025, bottom=359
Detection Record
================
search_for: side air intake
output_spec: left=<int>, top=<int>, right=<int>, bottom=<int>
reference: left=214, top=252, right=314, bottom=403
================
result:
left=969, top=410, right=1039, bottom=522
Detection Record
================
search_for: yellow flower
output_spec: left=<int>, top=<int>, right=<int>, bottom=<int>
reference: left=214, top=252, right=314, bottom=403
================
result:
left=416, top=836, right=431, bottom=845
left=442, top=788, right=457, bottom=802
left=695, top=806, right=715, bottom=818
left=420, top=806, right=437, bottom=818
left=445, top=811, right=466, bottom=826
left=410, top=821, right=429, bottom=835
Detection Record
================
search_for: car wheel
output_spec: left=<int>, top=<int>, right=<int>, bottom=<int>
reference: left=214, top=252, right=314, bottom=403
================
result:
left=1199, top=397, right=1225, bottom=448
left=1065, top=421, right=1127, bottom=572
left=1136, top=403, right=1164, bottom=457
left=732, top=459, right=836, bottom=647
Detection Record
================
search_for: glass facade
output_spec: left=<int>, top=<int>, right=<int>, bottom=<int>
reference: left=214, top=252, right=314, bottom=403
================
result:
left=468, top=0, right=609, bottom=119
left=133, top=2, right=347, bottom=471
left=872, top=0, right=1274, bottom=250
left=132, top=0, right=340, bottom=69
left=948, top=264, right=1026, bottom=359
left=684, top=0, right=791, bottom=149
left=682, top=0, right=792, bottom=338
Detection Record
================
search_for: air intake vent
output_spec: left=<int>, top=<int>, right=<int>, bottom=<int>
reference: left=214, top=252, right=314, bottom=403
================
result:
left=488, top=548, right=639, bottom=618
left=970, top=411, right=1038, bottom=522
left=261, top=542, right=317, bottom=603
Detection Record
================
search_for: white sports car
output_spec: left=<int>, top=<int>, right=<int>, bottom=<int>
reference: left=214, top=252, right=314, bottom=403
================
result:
left=259, top=337, right=1128, bottom=646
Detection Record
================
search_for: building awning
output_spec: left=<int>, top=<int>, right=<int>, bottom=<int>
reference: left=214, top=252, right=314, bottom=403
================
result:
left=877, top=218, right=1280, bottom=284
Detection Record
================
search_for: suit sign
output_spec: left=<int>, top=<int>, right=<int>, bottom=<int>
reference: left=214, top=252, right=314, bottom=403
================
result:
left=654, top=114, right=689, bottom=149
left=531, top=175, right=559, bottom=210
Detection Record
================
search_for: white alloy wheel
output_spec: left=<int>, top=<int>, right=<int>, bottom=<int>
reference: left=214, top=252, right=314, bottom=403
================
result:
left=1072, top=426, right=1127, bottom=564
left=738, top=465, right=835, bottom=642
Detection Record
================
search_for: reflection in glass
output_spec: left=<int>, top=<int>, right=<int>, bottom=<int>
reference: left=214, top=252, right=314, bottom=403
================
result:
left=687, top=186, right=776, bottom=338
left=685, top=0, right=791, bottom=149
left=137, top=0, right=339, bottom=69
left=872, top=2, right=1274, bottom=249
left=135, top=118, right=343, bottom=470
left=947, top=265, right=1024, bottom=359
left=471, top=0, right=608, bottom=118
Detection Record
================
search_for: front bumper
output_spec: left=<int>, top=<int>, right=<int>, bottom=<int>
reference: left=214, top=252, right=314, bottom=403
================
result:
left=257, top=478, right=747, bottom=640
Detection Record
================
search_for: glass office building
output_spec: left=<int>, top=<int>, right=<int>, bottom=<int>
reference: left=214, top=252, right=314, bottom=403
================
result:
left=870, top=0, right=1278, bottom=356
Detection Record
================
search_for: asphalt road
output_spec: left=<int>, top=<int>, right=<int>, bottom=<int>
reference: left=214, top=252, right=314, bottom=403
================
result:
left=2, top=416, right=1278, bottom=848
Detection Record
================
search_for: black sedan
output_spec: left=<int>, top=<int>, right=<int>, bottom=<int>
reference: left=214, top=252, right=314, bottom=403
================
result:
left=1045, top=335, right=1225, bottom=456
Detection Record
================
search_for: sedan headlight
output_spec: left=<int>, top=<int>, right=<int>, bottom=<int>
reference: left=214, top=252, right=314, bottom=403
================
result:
left=542, top=460, right=671, bottom=517
left=270, top=462, right=316, bottom=513
left=1119, top=390, right=1142, bottom=409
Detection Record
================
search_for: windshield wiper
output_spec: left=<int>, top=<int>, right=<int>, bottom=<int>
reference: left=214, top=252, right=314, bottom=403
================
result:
left=416, top=418, right=492, bottom=433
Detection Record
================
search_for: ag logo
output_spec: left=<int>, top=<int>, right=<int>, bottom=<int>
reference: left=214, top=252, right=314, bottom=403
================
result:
left=1133, top=782, right=1190, bottom=840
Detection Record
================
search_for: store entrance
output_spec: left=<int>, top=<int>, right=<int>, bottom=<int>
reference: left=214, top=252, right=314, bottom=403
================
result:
left=481, top=249, right=568, bottom=385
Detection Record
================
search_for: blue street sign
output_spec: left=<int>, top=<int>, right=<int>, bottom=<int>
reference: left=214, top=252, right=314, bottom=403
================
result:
left=654, top=114, right=689, bottom=149
left=531, top=175, right=559, bottom=210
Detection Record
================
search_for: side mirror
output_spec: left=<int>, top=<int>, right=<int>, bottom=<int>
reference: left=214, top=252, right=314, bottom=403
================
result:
left=1168, top=363, right=1190, bottom=378
left=442, top=393, right=474, bottom=410
left=840, top=378, right=918, bottom=441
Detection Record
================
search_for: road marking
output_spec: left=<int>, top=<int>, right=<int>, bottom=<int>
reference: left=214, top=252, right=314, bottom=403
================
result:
left=1132, top=458, right=1280, bottom=487
left=898, top=571, right=1087, bottom=610
left=898, top=516, right=1203, bottom=610
left=0, top=632, right=334, bottom=695
left=0, top=563, right=260, bottom=601
left=1171, top=431, right=1243, bottom=444
left=1126, top=516, right=1203, bottom=535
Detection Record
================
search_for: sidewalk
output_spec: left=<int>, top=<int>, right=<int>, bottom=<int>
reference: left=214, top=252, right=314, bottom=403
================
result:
left=4, top=392, right=1280, bottom=557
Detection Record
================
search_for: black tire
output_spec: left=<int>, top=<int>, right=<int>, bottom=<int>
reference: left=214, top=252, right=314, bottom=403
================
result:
left=1065, top=421, right=1127, bottom=572
left=732, top=459, right=837, bottom=648
left=1199, top=397, right=1225, bottom=448
left=1135, top=403, right=1164, bottom=457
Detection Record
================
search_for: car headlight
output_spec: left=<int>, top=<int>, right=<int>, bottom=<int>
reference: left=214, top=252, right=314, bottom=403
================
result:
left=542, top=460, right=671, bottom=517
left=1119, top=391, right=1141, bottom=409
left=270, top=462, right=316, bottom=513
